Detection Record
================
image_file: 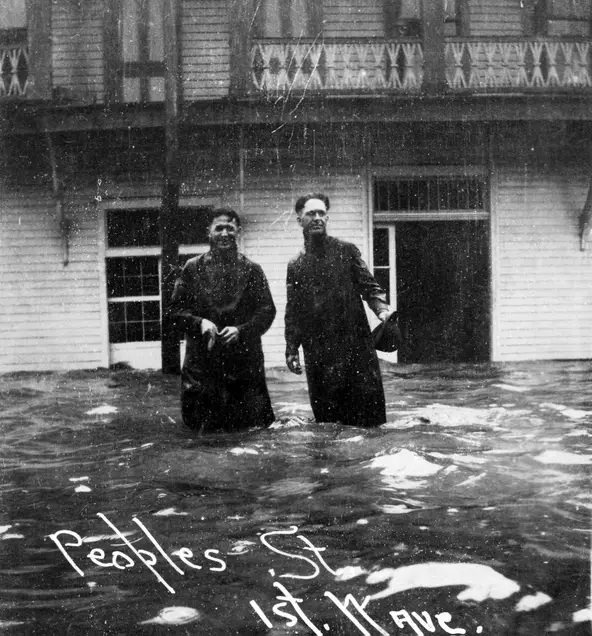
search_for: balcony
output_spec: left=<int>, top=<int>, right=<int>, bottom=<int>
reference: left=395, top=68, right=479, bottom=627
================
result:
left=250, top=37, right=592, bottom=96
left=0, top=29, right=28, bottom=98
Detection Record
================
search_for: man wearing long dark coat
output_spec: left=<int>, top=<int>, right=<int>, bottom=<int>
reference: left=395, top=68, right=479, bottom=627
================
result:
left=285, top=193, right=393, bottom=427
left=171, top=208, right=276, bottom=433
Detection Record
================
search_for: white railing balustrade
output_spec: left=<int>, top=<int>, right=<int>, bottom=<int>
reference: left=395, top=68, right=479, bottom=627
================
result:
left=250, top=38, right=591, bottom=94
left=446, top=39, right=591, bottom=90
left=0, top=43, right=28, bottom=97
left=251, top=40, right=423, bottom=94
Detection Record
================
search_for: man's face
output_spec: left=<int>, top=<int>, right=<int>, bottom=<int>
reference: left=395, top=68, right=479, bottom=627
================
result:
left=297, top=198, right=328, bottom=236
left=208, top=215, right=239, bottom=251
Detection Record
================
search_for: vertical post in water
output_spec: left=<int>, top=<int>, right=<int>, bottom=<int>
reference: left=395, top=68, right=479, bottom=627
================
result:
left=160, top=0, right=181, bottom=374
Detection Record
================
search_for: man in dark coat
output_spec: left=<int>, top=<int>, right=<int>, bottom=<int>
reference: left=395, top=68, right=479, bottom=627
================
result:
left=170, top=208, right=276, bottom=433
left=285, top=193, right=393, bottom=427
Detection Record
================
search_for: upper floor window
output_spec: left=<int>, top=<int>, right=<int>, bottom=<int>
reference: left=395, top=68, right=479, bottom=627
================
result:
left=121, top=0, right=164, bottom=102
left=0, top=0, right=26, bottom=30
left=254, top=0, right=321, bottom=38
left=384, top=0, right=468, bottom=38
left=535, top=0, right=591, bottom=36
left=0, top=0, right=28, bottom=96
left=384, top=0, right=422, bottom=37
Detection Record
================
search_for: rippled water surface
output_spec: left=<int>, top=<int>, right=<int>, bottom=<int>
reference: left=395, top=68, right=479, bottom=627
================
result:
left=0, top=362, right=590, bottom=635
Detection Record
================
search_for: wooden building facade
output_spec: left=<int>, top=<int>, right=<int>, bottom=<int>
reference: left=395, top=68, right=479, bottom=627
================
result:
left=1, top=0, right=592, bottom=372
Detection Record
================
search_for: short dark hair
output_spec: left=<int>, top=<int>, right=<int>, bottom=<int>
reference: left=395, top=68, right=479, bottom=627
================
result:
left=295, top=193, right=330, bottom=215
left=209, top=207, right=241, bottom=227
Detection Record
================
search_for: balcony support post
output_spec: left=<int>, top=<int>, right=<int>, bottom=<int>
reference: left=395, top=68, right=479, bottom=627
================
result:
left=229, top=0, right=254, bottom=95
left=580, top=174, right=592, bottom=250
left=160, top=0, right=182, bottom=374
left=25, top=0, right=52, bottom=99
left=422, top=0, right=447, bottom=94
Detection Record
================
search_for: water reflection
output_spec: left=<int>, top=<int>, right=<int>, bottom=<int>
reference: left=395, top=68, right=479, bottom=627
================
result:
left=0, top=362, right=590, bottom=634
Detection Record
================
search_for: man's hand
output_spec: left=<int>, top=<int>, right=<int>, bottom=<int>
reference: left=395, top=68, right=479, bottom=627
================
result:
left=218, top=326, right=239, bottom=346
left=286, top=352, right=302, bottom=375
left=200, top=318, right=218, bottom=351
left=377, top=307, right=395, bottom=323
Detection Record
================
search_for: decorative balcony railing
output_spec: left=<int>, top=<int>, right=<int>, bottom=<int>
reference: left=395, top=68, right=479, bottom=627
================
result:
left=250, top=38, right=592, bottom=95
left=251, top=40, right=424, bottom=94
left=446, top=39, right=591, bottom=89
left=0, top=36, right=29, bottom=97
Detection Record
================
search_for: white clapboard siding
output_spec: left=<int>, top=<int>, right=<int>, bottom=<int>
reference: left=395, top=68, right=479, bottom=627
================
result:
left=0, top=188, right=105, bottom=372
left=240, top=175, right=367, bottom=367
left=181, top=0, right=230, bottom=100
left=494, top=167, right=592, bottom=361
left=323, top=0, right=384, bottom=37
left=468, top=0, right=523, bottom=36
left=52, top=0, right=104, bottom=102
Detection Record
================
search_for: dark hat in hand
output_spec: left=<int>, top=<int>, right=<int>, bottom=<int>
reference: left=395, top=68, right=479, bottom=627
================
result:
left=372, top=311, right=402, bottom=352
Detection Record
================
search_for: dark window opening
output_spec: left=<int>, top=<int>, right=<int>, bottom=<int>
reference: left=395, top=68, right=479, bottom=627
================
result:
left=375, top=177, right=484, bottom=213
left=254, top=0, right=320, bottom=38
left=534, top=0, right=591, bottom=36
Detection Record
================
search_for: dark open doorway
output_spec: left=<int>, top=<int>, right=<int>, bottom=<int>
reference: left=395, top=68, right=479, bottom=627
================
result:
left=396, top=221, right=490, bottom=363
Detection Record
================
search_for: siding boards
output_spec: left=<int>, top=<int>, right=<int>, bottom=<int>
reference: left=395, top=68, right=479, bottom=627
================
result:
left=51, top=0, right=104, bottom=102
left=495, top=167, right=592, bottom=361
left=0, top=187, right=104, bottom=372
left=468, top=0, right=524, bottom=36
left=181, top=0, right=230, bottom=100
left=323, top=0, right=384, bottom=38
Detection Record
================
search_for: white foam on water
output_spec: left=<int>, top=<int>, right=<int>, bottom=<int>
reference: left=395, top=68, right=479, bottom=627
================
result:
left=339, top=436, right=363, bottom=443
left=515, top=592, right=552, bottom=612
left=541, top=403, right=590, bottom=419
left=86, top=405, right=118, bottom=415
left=0, top=621, right=26, bottom=627
left=139, top=607, right=200, bottom=625
left=387, top=404, right=519, bottom=429
left=153, top=507, right=188, bottom=517
left=365, top=562, right=520, bottom=602
left=573, top=608, right=592, bottom=623
left=269, top=417, right=307, bottom=429
left=335, top=565, right=367, bottom=581
left=74, top=485, right=92, bottom=493
left=356, top=519, right=369, bottom=525
left=228, top=540, right=256, bottom=554
left=430, top=452, right=487, bottom=465
left=457, top=473, right=486, bottom=487
left=229, top=447, right=259, bottom=455
left=140, top=443, right=154, bottom=448
left=493, top=383, right=530, bottom=393
left=380, top=504, right=416, bottom=515
left=370, top=450, right=442, bottom=478
left=83, top=531, right=135, bottom=543
left=69, top=476, right=89, bottom=482
left=0, top=525, right=12, bottom=534
left=534, top=450, right=592, bottom=465
left=121, top=447, right=136, bottom=452
left=1, top=533, right=24, bottom=540
left=565, top=429, right=592, bottom=437
left=562, top=408, right=590, bottom=420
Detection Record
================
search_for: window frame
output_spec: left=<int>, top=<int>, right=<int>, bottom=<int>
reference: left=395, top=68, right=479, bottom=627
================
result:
left=534, top=0, right=592, bottom=36
left=101, top=199, right=215, bottom=350
left=372, top=167, right=489, bottom=223
left=253, top=0, right=323, bottom=39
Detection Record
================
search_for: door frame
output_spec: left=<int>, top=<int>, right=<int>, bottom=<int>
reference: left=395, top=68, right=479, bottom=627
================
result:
left=368, top=166, right=493, bottom=361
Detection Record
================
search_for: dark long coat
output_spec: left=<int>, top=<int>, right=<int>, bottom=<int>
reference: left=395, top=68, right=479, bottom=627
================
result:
left=285, top=235, right=389, bottom=427
left=171, top=251, right=276, bottom=432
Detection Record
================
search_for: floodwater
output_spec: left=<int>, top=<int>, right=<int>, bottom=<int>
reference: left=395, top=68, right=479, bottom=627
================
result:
left=0, top=362, right=590, bottom=635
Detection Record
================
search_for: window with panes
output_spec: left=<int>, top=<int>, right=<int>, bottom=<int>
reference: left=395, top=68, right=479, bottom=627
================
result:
left=105, top=208, right=210, bottom=344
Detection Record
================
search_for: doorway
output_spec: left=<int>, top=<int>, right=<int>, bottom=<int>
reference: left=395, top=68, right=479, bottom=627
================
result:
left=372, top=171, right=491, bottom=364
left=395, top=220, right=490, bottom=363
